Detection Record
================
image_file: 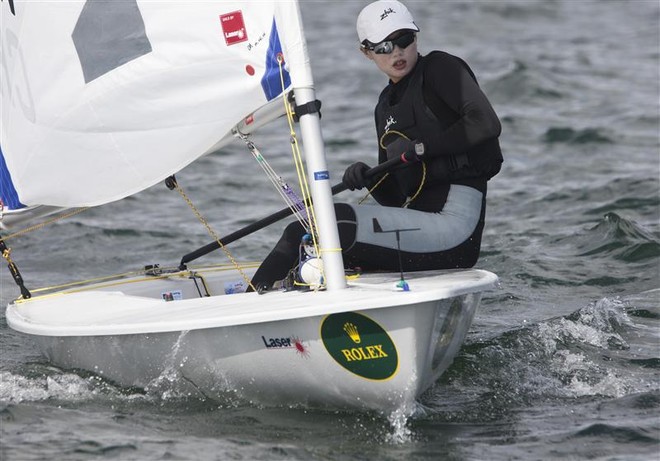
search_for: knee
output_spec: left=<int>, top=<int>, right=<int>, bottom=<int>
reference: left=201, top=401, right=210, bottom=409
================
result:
left=456, top=236, right=481, bottom=268
left=282, top=221, right=305, bottom=241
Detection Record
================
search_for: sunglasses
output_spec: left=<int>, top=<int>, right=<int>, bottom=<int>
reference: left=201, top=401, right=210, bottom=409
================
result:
left=363, top=31, right=416, bottom=55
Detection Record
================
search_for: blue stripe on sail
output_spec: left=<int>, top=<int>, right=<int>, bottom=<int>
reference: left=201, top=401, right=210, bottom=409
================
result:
left=261, top=18, right=291, bottom=101
left=0, top=145, right=25, bottom=210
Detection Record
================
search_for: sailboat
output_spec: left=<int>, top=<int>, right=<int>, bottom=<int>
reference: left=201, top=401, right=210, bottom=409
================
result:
left=1, top=1, right=497, bottom=413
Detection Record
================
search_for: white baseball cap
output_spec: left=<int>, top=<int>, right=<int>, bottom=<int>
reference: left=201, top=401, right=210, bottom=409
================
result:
left=357, top=0, right=419, bottom=44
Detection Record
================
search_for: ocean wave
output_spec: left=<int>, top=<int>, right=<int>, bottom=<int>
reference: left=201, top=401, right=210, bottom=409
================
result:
left=542, top=127, right=613, bottom=144
left=573, top=422, right=659, bottom=444
left=586, top=182, right=660, bottom=217
left=479, top=1, right=561, bottom=20
left=575, top=212, right=660, bottom=262
left=487, top=60, right=565, bottom=102
left=424, top=296, right=658, bottom=421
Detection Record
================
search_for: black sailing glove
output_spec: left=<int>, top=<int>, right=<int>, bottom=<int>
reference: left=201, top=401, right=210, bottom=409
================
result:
left=385, top=137, right=425, bottom=163
left=342, top=162, right=371, bottom=190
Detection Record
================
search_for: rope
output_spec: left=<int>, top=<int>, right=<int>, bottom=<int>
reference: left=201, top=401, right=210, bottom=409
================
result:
left=379, top=129, right=410, bottom=150
left=170, top=179, right=255, bottom=293
left=0, top=237, right=31, bottom=299
left=18, top=263, right=258, bottom=302
left=0, top=206, right=89, bottom=300
left=359, top=173, right=390, bottom=205
left=276, top=54, right=326, bottom=287
left=239, top=136, right=309, bottom=229
left=402, top=161, right=426, bottom=208
left=0, top=207, right=88, bottom=241
left=358, top=130, right=426, bottom=207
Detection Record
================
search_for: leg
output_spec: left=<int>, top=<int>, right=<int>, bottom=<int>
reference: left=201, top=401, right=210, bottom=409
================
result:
left=344, top=185, right=486, bottom=271
left=249, top=220, right=306, bottom=290
left=249, top=203, right=358, bottom=290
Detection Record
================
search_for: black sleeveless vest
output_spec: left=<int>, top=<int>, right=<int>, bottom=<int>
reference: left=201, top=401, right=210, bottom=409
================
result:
left=375, top=52, right=502, bottom=197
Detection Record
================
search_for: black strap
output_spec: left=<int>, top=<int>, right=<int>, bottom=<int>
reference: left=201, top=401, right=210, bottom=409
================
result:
left=292, top=100, right=322, bottom=122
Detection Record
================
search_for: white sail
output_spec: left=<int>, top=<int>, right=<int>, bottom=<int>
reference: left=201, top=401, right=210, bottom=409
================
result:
left=0, top=0, right=312, bottom=211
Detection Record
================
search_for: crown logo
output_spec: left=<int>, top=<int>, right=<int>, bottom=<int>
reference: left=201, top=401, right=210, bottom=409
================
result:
left=343, top=322, right=361, bottom=344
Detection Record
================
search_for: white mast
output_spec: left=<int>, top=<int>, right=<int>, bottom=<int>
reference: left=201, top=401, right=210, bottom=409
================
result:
left=294, top=87, right=347, bottom=291
left=278, top=1, right=346, bottom=291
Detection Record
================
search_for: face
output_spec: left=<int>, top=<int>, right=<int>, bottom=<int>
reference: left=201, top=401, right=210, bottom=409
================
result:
left=362, top=30, right=418, bottom=83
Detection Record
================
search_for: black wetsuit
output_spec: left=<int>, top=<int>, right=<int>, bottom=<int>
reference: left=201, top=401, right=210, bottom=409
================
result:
left=250, top=51, right=502, bottom=289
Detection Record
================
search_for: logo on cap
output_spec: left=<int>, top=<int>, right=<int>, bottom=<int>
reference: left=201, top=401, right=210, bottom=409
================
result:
left=380, top=7, right=395, bottom=20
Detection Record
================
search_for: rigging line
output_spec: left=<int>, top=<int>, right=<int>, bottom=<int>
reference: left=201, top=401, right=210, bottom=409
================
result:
left=0, top=236, right=31, bottom=299
left=27, top=268, right=172, bottom=295
left=286, top=128, right=316, bottom=232
left=0, top=207, right=89, bottom=241
left=170, top=178, right=255, bottom=293
left=281, top=94, right=313, bottom=228
left=361, top=130, right=426, bottom=207
left=277, top=55, right=323, bottom=273
left=277, top=56, right=326, bottom=287
left=243, top=139, right=309, bottom=227
left=27, top=262, right=257, bottom=297
left=240, top=136, right=309, bottom=228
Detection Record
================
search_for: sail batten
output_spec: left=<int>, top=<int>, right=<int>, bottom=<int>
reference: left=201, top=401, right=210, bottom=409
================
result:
left=1, top=1, right=309, bottom=213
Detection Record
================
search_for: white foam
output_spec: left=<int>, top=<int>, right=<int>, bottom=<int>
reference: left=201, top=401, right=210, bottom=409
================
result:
left=0, top=371, right=101, bottom=403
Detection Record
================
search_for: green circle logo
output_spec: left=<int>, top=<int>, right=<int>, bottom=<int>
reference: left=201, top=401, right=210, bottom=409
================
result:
left=321, top=312, right=398, bottom=380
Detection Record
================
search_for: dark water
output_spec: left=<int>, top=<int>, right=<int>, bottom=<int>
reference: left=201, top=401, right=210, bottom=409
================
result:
left=1, top=1, right=659, bottom=459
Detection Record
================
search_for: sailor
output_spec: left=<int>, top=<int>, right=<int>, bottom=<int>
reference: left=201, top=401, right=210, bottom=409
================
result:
left=250, top=0, right=502, bottom=291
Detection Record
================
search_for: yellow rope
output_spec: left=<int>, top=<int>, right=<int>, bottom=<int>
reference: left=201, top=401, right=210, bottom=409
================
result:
left=277, top=54, right=326, bottom=287
left=171, top=180, right=255, bottom=292
left=379, top=129, right=410, bottom=150
left=29, top=268, right=149, bottom=294
left=359, top=131, right=426, bottom=207
left=358, top=173, right=390, bottom=205
left=318, top=247, right=342, bottom=254
left=402, top=161, right=426, bottom=208
left=22, top=262, right=259, bottom=300
left=278, top=56, right=319, bottom=238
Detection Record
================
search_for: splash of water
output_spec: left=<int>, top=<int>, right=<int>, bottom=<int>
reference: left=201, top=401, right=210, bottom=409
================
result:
left=143, top=330, right=201, bottom=401
left=0, top=370, right=133, bottom=404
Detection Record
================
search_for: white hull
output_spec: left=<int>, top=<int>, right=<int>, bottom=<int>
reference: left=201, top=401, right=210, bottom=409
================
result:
left=6, top=266, right=497, bottom=412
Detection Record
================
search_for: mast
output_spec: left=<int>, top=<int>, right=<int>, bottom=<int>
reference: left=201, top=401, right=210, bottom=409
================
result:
left=280, top=0, right=346, bottom=291
left=294, top=87, right=347, bottom=291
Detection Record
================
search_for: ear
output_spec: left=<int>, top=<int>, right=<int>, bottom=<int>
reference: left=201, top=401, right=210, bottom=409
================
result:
left=360, top=47, right=374, bottom=61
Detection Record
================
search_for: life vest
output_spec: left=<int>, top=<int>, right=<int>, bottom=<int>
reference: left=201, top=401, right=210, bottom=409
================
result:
left=375, top=52, right=502, bottom=197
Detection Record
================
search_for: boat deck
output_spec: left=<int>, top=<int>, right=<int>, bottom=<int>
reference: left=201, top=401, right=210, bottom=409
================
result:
left=6, top=267, right=498, bottom=336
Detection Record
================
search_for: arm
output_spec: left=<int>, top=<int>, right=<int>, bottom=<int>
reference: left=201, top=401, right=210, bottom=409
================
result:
left=422, top=53, right=501, bottom=157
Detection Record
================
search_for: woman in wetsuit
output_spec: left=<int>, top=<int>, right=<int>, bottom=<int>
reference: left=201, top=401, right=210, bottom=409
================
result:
left=250, top=0, right=502, bottom=291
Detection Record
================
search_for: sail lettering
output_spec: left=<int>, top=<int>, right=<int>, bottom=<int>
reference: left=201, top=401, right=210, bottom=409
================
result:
left=340, top=345, right=389, bottom=362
